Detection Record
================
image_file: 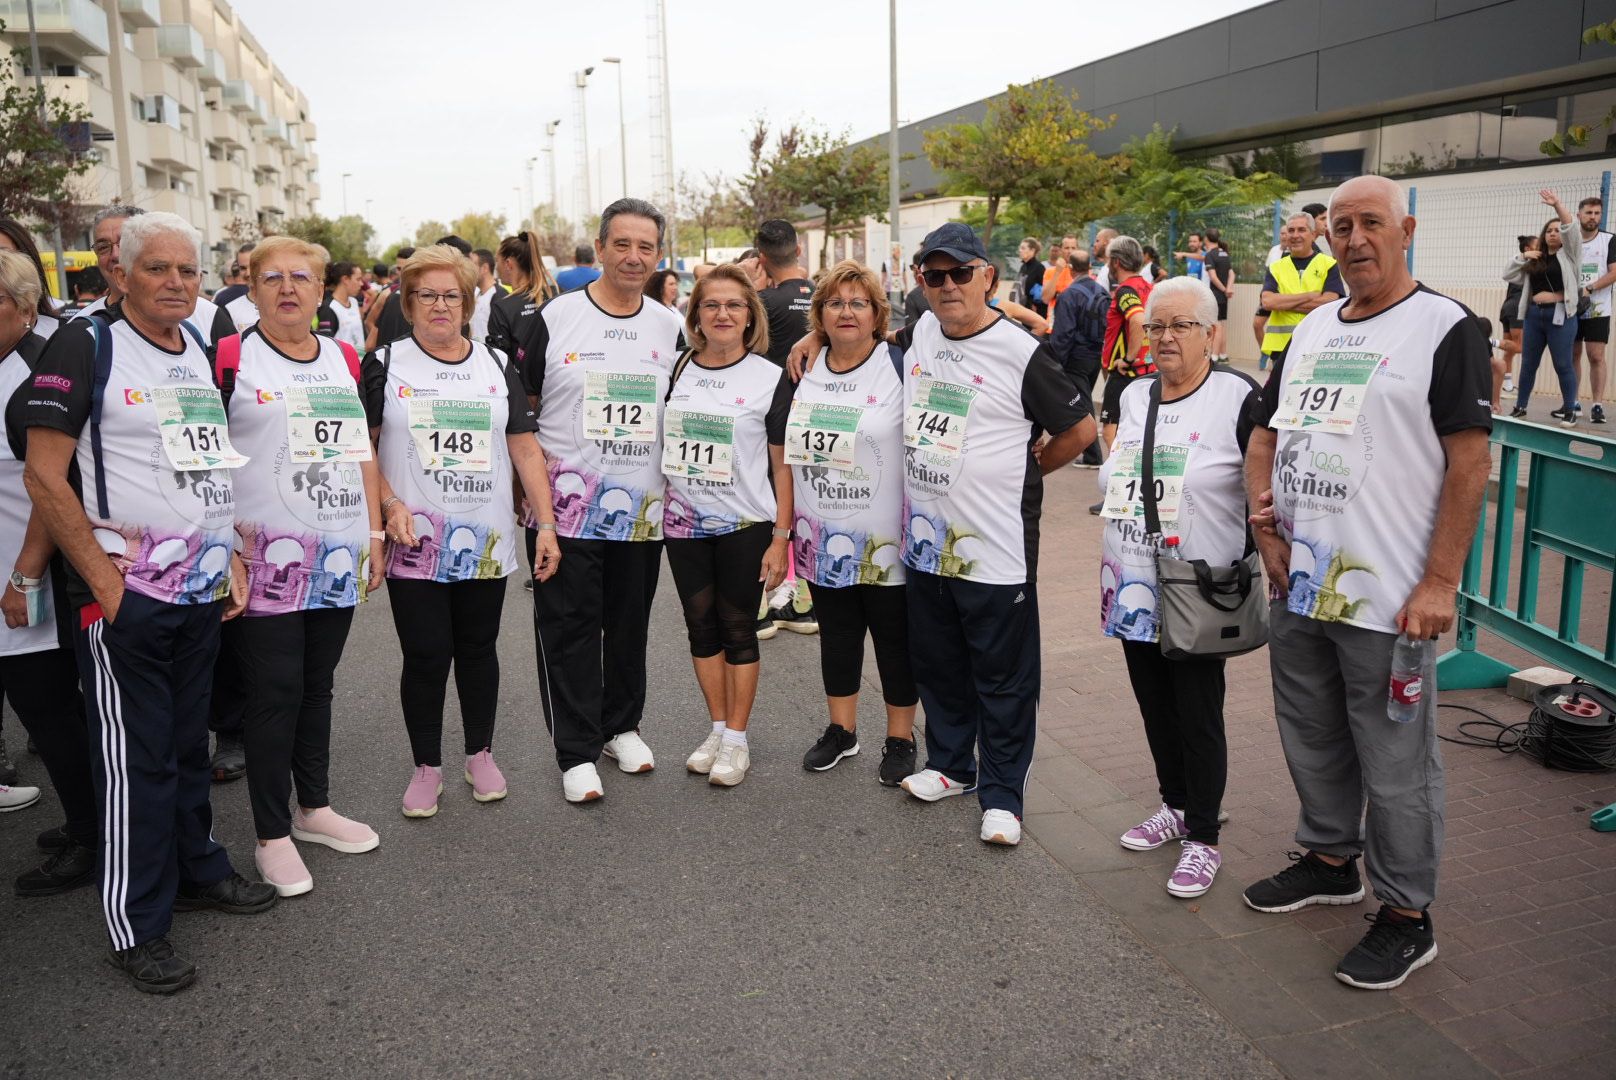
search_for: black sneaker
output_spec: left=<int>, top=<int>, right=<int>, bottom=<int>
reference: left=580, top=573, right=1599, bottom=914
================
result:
left=0, top=732, right=17, bottom=786
left=1509, top=406, right=1528, bottom=418
left=1593, top=404, right=1607, bottom=424
left=174, top=871, right=278, bottom=914
left=1335, top=906, right=1437, bottom=990
left=1088, top=501, right=1104, bottom=516
left=210, top=734, right=246, bottom=783
left=1551, top=407, right=1578, bottom=427
left=15, top=841, right=97, bottom=897
left=109, top=936, right=196, bottom=994
left=878, top=737, right=917, bottom=787
left=35, top=824, right=70, bottom=854
left=802, top=724, right=859, bottom=771
left=755, top=613, right=778, bottom=641
left=773, top=603, right=818, bottom=635
left=1242, top=851, right=1365, bottom=913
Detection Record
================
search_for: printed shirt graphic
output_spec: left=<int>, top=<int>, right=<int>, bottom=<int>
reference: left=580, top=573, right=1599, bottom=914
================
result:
left=366, top=337, right=535, bottom=583
left=521, top=290, right=683, bottom=542
left=1098, top=367, right=1258, bottom=642
left=227, top=329, right=372, bottom=614
left=1579, top=230, right=1614, bottom=318
left=791, top=344, right=906, bottom=587
left=0, top=335, right=60, bottom=654
left=662, top=351, right=792, bottom=539
left=21, top=312, right=235, bottom=605
left=1263, top=287, right=1492, bottom=633
left=898, top=312, right=1088, bottom=585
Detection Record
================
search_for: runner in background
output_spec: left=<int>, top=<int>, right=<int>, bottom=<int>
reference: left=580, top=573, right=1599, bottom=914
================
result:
left=1573, top=195, right=1613, bottom=424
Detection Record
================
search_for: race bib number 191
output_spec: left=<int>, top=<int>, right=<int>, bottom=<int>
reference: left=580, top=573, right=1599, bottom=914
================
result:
left=152, top=386, right=248, bottom=471
left=1269, top=351, right=1379, bottom=435
left=407, top=398, right=493, bottom=472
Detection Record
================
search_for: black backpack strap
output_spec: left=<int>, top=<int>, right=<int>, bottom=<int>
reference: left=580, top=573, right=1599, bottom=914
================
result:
left=87, top=319, right=115, bottom=519
left=665, top=348, right=695, bottom=402
left=887, top=342, right=904, bottom=380
left=1140, top=376, right=1164, bottom=541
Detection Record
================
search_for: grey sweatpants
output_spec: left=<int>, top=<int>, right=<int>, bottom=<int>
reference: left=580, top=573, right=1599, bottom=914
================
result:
left=1268, top=602, right=1445, bottom=911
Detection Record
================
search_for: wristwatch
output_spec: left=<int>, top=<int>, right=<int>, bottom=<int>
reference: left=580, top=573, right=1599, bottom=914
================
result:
left=9, top=570, right=41, bottom=590
left=771, top=527, right=792, bottom=540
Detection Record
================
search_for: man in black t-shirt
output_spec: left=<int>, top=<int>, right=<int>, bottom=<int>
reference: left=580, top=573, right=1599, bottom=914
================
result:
left=1203, top=229, right=1234, bottom=361
left=755, top=219, right=814, bottom=368
left=1017, top=237, right=1047, bottom=317
left=903, top=249, right=930, bottom=325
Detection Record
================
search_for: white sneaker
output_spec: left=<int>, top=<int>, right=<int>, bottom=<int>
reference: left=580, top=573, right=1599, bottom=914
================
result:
left=561, top=762, right=604, bottom=803
left=0, top=783, right=41, bottom=812
left=708, top=742, right=750, bottom=787
left=686, top=732, right=722, bottom=774
left=899, top=768, right=970, bottom=802
left=1502, top=375, right=1515, bottom=394
left=980, top=809, right=1021, bottom=846
left=602, top=731, right=655, bottom=774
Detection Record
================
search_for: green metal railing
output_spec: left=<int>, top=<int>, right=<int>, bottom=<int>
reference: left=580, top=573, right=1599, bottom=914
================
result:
left=1438, top=418, right=1616, bottom=690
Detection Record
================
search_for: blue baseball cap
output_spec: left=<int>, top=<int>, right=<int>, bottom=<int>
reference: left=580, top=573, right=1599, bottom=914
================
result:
left=917, top=222, right=988, bottom=265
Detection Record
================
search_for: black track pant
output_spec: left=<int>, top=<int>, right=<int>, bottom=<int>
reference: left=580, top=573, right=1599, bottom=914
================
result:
left=1120, top=639, right=1227, bottom=845
left=529, top=532, right=662, bottom=771
left=0, top=647, right=95, bottom=846
left=665, top=525, right=772, bottom=665
left=231, top=607, right=355, bottom=839
left=387, top=577, right=505, bottom=768
left=804, top=581, right=917, bottom=705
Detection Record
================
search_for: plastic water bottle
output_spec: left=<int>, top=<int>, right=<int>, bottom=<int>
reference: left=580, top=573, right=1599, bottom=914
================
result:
left=1163, top=536, right=1183, bottom=559
left=1387, top=635, right=1433, bottom=723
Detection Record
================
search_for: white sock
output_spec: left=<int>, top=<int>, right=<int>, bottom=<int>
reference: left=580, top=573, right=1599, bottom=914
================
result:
left=721, top=728, right=748, bottom=747
left=711, top=720, right=725, bottom=735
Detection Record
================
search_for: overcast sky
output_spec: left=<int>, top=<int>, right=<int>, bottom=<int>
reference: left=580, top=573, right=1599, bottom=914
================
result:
left=232, top=0, right=1266, bottom=247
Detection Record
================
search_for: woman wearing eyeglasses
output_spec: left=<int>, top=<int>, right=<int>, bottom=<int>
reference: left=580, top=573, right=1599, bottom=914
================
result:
left=791, top=261, right=918, bottom=785
left=365, top=245, right=562, bottom=818
left=664, top=264, right=794, bottom=788
left=1098, top=275, right=1260, bottom=900
left=219, top=236, right=385, bottom=895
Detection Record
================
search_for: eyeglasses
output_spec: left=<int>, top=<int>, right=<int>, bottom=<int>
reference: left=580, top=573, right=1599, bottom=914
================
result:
left=92, top=240, right=116, bottom=256
left=259, top=270, right=317, bottom=289
left=413, top=290, right=464, bottom=308
left=1144, top=319, right=1206, bottom=340
left=823, top=299, right=872, bottom=314
left=698, top=300, right=749, bottom=315
left=919, top=265, right=986, bottom=288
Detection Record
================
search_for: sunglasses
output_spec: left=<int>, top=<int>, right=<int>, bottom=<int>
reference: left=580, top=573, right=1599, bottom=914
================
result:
left=919, top=265, right=987, bottom=288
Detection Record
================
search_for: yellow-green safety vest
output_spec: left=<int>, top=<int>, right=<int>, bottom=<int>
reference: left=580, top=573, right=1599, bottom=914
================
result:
left=1262, top=253, right=1338, bottom=356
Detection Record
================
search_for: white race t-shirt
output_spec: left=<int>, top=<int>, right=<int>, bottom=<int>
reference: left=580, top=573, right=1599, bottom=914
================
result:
left=523, top=289, right=684, bottom=542
left=662, top=351, right=792, bottom=539
left=0, top=335, right=60, bottom=654
left=225, top=294, right=259, bottom=332
left=791, top=342, right=906, bottom=588
left=1265, top=286, right=1492, bottom=633
left=225, top=328, right=372, bottom=615
left=1579, top=229, right=1613, bottom=319
left=329, top=294, right=366, bottom=353
left=368, top=337, right=537, bottom=583
left=471, top=284, right=498, bottom=342
left=1099, top=366, right=1259, bottom=642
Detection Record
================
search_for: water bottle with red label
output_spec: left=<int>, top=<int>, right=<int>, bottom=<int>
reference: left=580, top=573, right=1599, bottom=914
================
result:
left=1387, top=634, right=1433, bottom=723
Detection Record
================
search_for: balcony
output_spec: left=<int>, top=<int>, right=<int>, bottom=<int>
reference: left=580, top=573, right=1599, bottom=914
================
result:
left=144, top=123, right=198, bottom=173
left=43, top=75, right=115, bottom=136
left=256, top=182, right=284, bottom=212
left=301, top=119, right=317, bottom=142
left=211, top=158, right=248, bottom=195
left=156, top=24, right=205, bottom=69
left=205, top=108, right=247, bottom=149
left=221, top=79, right=260, bottom=117
left=262, top=117, right=289, bottom=146
left=117, top=0, right=159, bottom=30
left=0, top=0, right=110, bottom=58
left=147, top=188, right=199, bottom=218
left=197, top=48, right=226, bottom=89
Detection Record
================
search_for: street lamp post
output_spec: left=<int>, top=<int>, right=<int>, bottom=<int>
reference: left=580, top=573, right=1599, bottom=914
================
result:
left=525, top=157, right=537, bottom=224
left=888, top=0, right=902, bottom=316
left=23, top=0, right=67, bottom=300
left=602, top=56, right=627, bottom=200
left=575, top=69, right=593, bottom=217
left=342, top=172, right=352, bottom=216
left=545, top=119, right=561, bottom=214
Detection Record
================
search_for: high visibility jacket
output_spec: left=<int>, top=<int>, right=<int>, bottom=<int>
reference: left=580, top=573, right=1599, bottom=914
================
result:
left=1262, top=253, right=1338, bottom=356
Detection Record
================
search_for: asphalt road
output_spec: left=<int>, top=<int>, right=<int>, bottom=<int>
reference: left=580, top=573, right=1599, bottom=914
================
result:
left=0, top=566, right=1277, bottom=1079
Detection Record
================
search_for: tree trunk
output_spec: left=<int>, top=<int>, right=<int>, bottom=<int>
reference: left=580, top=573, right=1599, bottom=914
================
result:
left=982, top=195, right=1000, bottom=248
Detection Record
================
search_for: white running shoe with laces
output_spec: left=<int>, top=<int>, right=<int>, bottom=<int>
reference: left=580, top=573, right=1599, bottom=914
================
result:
left=708, top=742, right=750, bottom=787
left=686, top=732, right=722, bottom=774
left=561, top=762, right=604, bottom=803
left=899, top=768, right=970, bottom=802
left=602, top=731, right=655, bottom=774
left=980, top=809, right=1022, bottom=846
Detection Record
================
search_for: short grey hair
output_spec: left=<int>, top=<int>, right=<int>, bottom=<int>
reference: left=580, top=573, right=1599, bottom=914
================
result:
left=93, top=204, right=145, bottom=230
left=1143, top=275, right=1217, bottom=329
left=597, top=198, right=666, bottom=248
left=118, top=211, right=202, bottom=271
left=1327, top=176, right=1409, bottom=232
left=1107, top=235, right=1145, bottom=273
left=1286, top=211, right=1314, bottom=229
left=0, top=249, right=43, bottom=316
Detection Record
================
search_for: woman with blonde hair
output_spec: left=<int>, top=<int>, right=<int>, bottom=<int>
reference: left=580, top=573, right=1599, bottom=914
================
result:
left=666, top=264, right=794, bottom=787
left=365, top=245, right=562, bottom=817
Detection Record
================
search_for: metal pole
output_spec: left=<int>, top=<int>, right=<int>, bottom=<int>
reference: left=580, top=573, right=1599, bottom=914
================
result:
left=526, top=157, right=537, bottom=224
left=25, top=0, right=68, bottom=300
left=656, top=0, right=676, bottom=264
left=342, top=172, right=351, bottom=216
left=604, top=58, right=627, bottom=200
left=546, top=120, right=561, bottom=214
left=1601, top=171, right=1612, bottom=232
left=1405, top=186, right=1417, bottom=274
left=887, top=0, right=901, bottom=313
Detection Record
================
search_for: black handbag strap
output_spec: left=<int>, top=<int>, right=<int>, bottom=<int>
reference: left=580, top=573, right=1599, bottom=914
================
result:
left=1189, top=556, right=1254, bottom=610
left=1140, top=376, right=1165, bottom=539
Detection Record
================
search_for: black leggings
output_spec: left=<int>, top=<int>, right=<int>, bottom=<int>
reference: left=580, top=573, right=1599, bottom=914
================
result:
left=0, top=648, right=96, bottom=846
left=1120, top=639, right=1227, bottom=845
left=665, top=525, right=772, bottom=665
left=805, top=581, right=917, bottom=706
left=230, top=607, right=355, bottom=839
left=387, top=577, right=506, bottom=767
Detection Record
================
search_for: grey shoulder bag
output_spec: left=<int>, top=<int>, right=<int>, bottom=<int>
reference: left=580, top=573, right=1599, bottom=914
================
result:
left=1140, top=377, right=1269, bottom=660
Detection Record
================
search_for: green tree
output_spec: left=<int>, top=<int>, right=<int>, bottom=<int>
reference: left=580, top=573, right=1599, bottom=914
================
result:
left=1543, top=20, right=1616, bottom=156
left=412, top=219, right=450, bottom=247
left=449, top=210, right=507, bottom=252
left=1112, top=124, right=1295, bottom=249
left=1, top=34, right=94, bottom=234
left=923, top=79, right=1119, bottom=247
left=737, top=117, right=804, bottom=228
left=380, top=239, right=412, bottom=265
left=280, top=212, right=376, bottom=264
left=676, top=170, right=745, bottom=262
left=774, top=129, right=889, bottom=268
left=516, top=204, right=583, bottom=264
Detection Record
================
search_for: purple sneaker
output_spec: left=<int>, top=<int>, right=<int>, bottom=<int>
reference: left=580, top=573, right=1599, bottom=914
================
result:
left=464, top=750, right=507, bottom=802
left=1167, top=840, right=1222, bottom=898
left=402, top=765, right=443, bottom=819
left=1120, top=803, right=1187, bottom=851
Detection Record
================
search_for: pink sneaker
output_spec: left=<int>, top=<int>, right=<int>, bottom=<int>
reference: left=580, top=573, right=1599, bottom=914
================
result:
left=464, top=750, right=507, bottom=802
left=1120, top=803, right=1187, bottom=851
left=402, top=765, right=443, bottom=818
left=1167, top=840, right=1223, bottom=898
left=292, top=806, right=379, bottom=853
left=254, top=837, right=312, bottom=897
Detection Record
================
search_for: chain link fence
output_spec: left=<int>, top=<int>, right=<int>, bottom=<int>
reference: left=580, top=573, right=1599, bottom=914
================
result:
left=1409, top=172, right=1608, bottom=290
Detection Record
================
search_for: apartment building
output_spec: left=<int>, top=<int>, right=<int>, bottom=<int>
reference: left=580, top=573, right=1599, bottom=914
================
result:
left=1, top=0, right=320, bottom=275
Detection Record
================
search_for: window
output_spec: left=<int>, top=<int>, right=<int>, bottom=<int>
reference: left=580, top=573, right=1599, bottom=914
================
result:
left=1378, top=104, right=1501, bottom=176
